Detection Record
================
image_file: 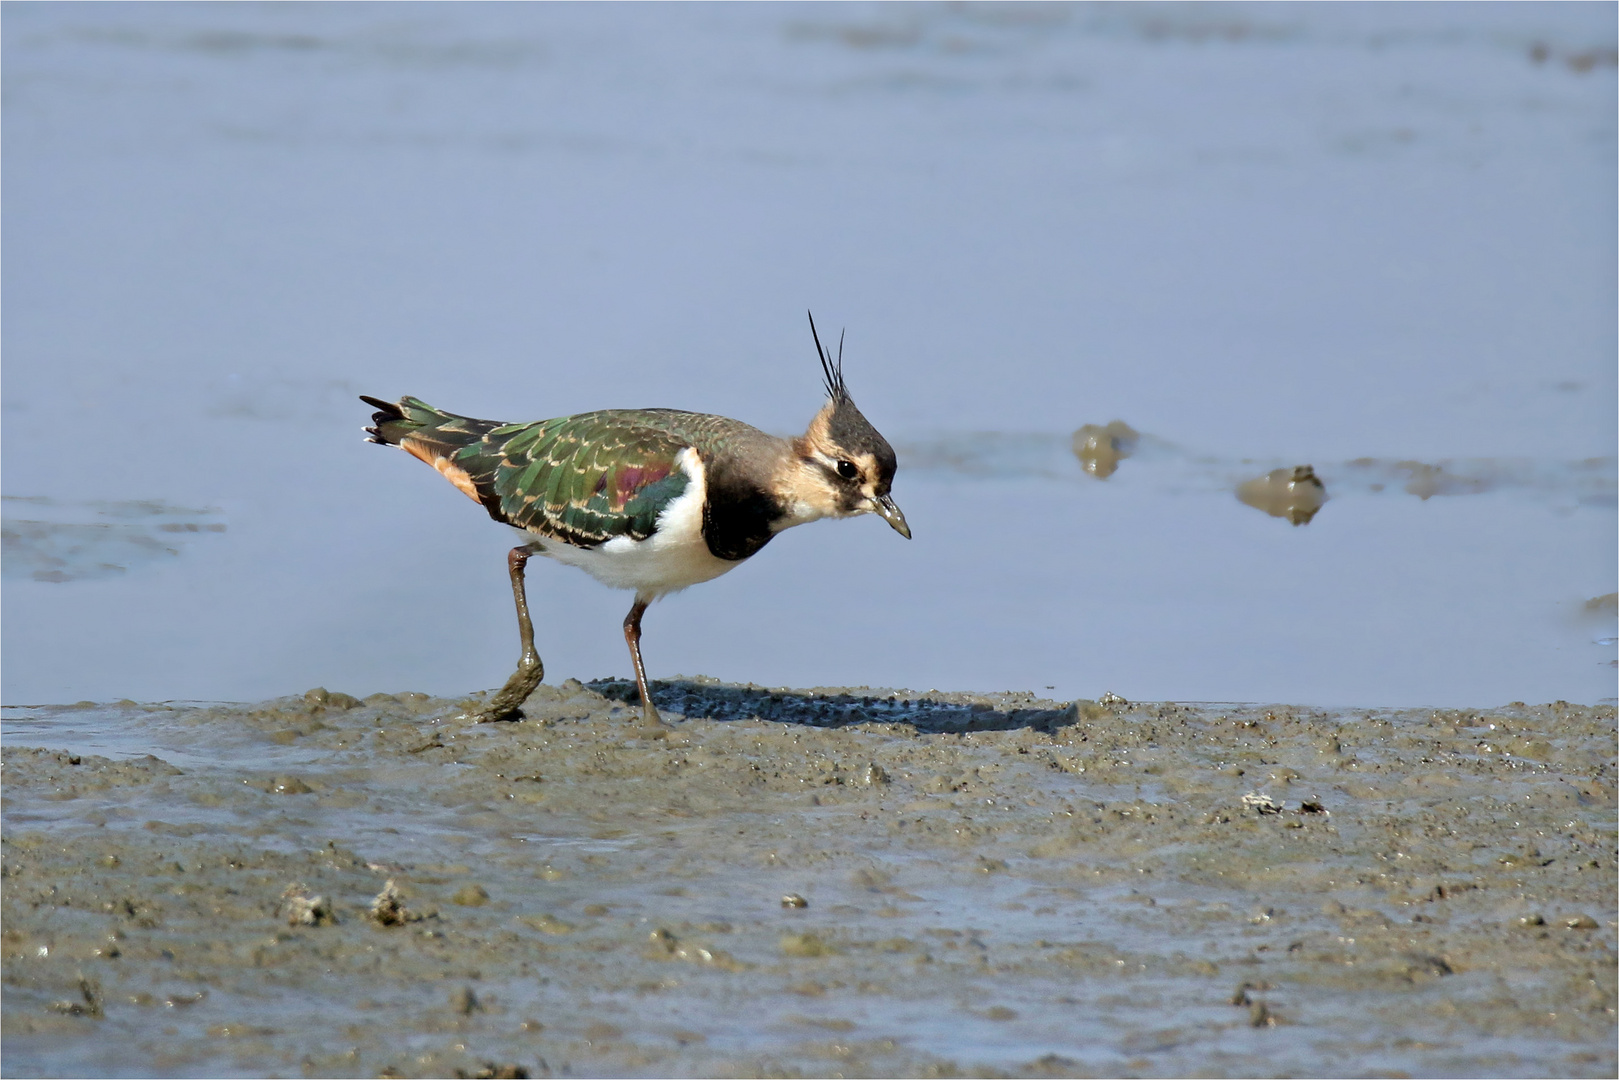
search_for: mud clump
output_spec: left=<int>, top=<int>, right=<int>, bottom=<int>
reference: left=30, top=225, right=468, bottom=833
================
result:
left=450, top=884, right=491, bottom=907
left=1071, top=420, right=1140, bottom=479
left=2, top=686, right=1614, bottom=1077
left=369, top=880, right=431, bottom=927
left=280, top=883, right=336, bottom=926
left=1237, top=464, right=1327, bottom=524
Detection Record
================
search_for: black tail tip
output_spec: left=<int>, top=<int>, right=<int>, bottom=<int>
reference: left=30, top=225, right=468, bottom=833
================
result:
left=359, top=394, right=399, bottom=414
left=360, top=395, right=405, bottom=424
left=361, top=395, right=405, bottom=445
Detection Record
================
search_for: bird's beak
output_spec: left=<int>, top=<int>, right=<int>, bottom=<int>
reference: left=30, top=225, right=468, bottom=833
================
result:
left=870, top=493, right=911, bottom=539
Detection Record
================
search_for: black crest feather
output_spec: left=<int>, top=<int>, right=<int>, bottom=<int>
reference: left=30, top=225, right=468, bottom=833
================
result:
left=807, top=310, right=849, bottom=403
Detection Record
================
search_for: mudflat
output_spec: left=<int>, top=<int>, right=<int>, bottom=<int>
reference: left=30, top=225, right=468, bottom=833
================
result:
left=2, top=682, right=1614, bottom=1078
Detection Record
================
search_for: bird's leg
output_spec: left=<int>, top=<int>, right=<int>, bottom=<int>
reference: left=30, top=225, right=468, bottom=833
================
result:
left=468, top=543, right=545, bottom=723
left=622, top=595, right=667, bottom=728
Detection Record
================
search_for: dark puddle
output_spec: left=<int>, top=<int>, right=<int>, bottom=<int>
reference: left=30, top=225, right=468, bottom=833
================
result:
left=588, top=677, right=1094, bottom=734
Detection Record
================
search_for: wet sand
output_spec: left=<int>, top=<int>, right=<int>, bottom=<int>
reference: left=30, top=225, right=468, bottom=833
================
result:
left=2, top=682, right=1614, bottom=1078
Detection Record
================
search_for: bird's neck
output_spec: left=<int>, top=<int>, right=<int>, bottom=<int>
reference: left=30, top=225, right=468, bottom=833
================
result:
left=767, top=454, right=835, bottom=531
left=769, top=415, right=848, bottom=530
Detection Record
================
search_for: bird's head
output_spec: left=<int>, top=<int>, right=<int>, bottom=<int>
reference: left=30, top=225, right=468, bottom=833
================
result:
left=783, top=314, right=911, bottom=539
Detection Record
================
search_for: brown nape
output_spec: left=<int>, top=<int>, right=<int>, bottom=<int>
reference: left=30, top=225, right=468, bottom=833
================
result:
left=793, top=400, right=838, bottom=460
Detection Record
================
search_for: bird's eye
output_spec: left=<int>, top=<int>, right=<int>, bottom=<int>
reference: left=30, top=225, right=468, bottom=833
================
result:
left=836, top=460, right=859, bottom=481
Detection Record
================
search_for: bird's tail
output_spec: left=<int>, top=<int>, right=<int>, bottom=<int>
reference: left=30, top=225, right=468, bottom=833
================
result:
left=360, top=395, right=501, bottom=457
left=361, top=395, right=513, bottom=516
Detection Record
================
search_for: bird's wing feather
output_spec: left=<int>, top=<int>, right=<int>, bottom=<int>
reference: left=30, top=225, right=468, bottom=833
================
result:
left=451, top=410, right=694, bottom=547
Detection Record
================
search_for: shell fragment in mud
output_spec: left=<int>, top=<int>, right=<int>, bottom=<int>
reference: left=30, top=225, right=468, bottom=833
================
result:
left=646, top=928, right=749, bottom=970
left=281, top=883, right=336, bottom=926
left=1241, top=791, right=1285, bottom=814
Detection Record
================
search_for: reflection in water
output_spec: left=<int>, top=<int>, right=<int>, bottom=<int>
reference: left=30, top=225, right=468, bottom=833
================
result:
left=899, top=433, right=1617, bottom=513
left=0, top=496, right=227, bottom=582
left=1071, top=421, right=1140, bottom=479
left=1581, top=594, right=1618, bottom=660
left=1236, top=465, right=1327, bottom=526
left=1396, top=460, right=1489, bottom=500
left=897, top=432, right=1076, bottom=480
left=1344, top=456, right=1618, bottom=506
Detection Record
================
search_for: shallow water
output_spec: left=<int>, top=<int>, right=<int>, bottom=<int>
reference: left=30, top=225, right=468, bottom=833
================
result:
left=3, top=686, right=1614, bottom=1077
left=2, top=2, right=1614, bottom=710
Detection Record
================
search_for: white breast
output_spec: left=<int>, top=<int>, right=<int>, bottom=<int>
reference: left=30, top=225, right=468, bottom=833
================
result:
left=525, top=447, right=740, bottom=599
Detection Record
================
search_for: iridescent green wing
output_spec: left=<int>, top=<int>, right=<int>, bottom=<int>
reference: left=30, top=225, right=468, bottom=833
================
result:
left=452, top=410, right=693, bottom=547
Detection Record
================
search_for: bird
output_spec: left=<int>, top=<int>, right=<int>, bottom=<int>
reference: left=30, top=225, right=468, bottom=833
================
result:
left=360, top=313, right=910, bottom=727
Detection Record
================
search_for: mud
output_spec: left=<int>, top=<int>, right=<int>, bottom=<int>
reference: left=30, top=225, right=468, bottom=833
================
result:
left=2, top=682, right=1614, bottom=1078
left=1236, top=466, right=1329, bottom=526
left=1070, top=423, right=1141, bottom=480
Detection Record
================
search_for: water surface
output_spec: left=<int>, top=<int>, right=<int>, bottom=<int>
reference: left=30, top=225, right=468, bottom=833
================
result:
left=4, top=2, right=1614, bottom=708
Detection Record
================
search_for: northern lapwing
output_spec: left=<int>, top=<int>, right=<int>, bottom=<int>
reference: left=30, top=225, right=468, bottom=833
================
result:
left=361, top=314, right=910, bottom=726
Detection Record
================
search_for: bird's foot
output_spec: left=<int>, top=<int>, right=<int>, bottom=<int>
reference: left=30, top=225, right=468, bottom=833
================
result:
left=464, top=658, right=545, bottom=724
left=625, top=702, right=672, bottom=737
